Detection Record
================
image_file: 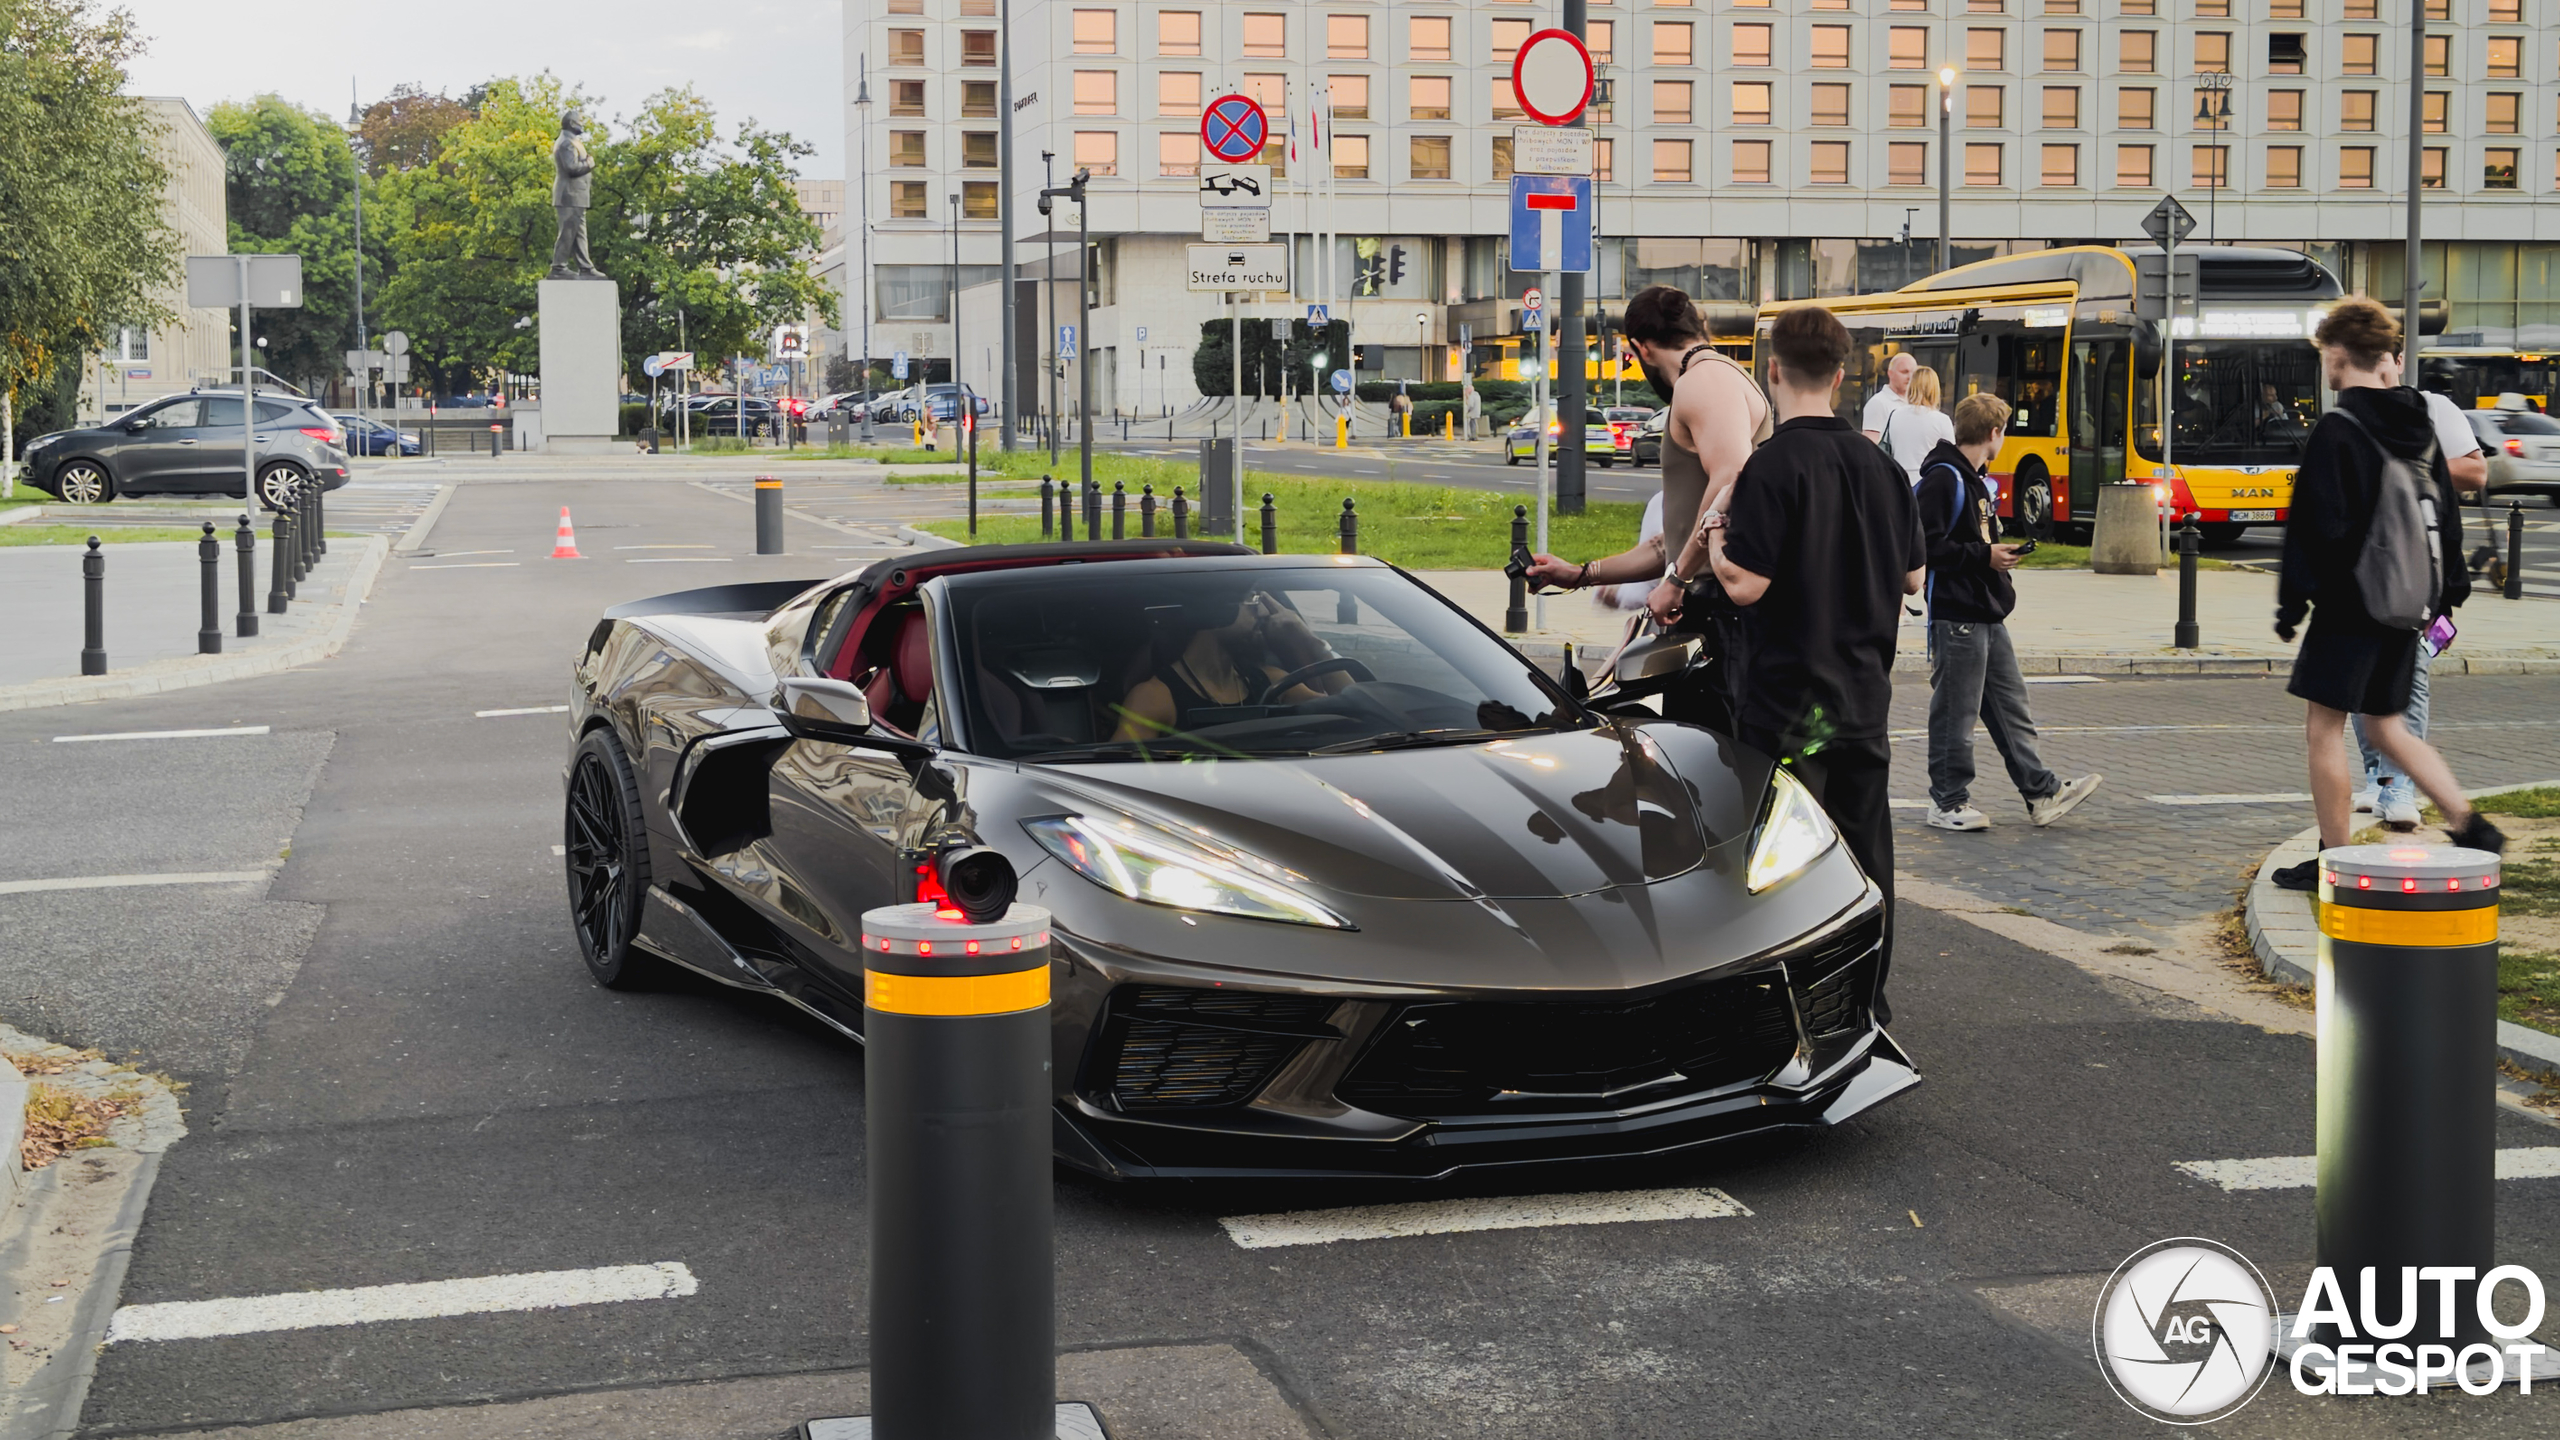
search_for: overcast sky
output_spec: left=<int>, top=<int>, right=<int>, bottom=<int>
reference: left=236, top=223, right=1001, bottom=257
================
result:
left=116, top=0, right=842, bottom=175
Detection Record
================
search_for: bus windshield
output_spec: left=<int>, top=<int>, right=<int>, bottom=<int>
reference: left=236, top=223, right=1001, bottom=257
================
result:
left=2138, top=341, right=2321, bottom=466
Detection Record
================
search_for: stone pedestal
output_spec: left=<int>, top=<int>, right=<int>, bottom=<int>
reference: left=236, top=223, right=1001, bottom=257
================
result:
left=2089, top=483, right=2161, bottom=575
left=538, top=278, right=621, bottom=454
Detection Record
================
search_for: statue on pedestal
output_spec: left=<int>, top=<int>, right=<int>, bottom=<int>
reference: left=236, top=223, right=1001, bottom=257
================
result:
left=549, top=108, right=603, bottom=280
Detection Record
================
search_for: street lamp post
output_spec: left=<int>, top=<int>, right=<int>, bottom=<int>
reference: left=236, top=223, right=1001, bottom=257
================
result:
left=998, top=0, right=1017, bottom=449
left=855, top=64, right=875, bottom=443
left=1041, top=151, right=1059, bottom=465
left=950, top=192, right=962, bottom=430
left=2195, top=73, right=2233, bottom=242
left=2403, top=3, right=2427, bottom=377
left=1037, top=168, right=1091, bottom=496
left=347, top=84, right=368, bottom=426
left=1937, top=67, right=1956, bottom=273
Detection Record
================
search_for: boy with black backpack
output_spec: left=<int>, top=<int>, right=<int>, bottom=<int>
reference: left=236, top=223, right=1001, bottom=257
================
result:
left=2269, top=299, right=2502, bottom=890
left=1915, top=394, right=2102, bottom=832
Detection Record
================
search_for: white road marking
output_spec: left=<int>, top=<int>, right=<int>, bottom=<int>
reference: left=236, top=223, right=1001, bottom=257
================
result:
left=626, top=557, right=733, bottom=563
left=52, top=726, right=269, bottom=743
left=410, top=562, right=519, bottom=569
left=2147, top=792, right=2315, bottom=806
left=614, top=544, right=713, bottom=550
left=2178, top=1149, right=2560, bottom=1192
left=0, top=871, right=268, bottom=897
left=425, top=549, right=513, bottom=557
left=105, top=1262, right=699, bottom=1343
left=2024, top=675, right=2108, bottom=684
left=475, top=705, right=571, bottom=718
left=1888, top=799, right=1930, bottom=810
left=1219, top=1187, right=1751, bottom=1249
left=551, top=844, right=567, bottom=857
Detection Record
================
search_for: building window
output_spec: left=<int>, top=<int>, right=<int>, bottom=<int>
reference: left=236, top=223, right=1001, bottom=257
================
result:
left=1071, top=9, right=1116, bottom=54
left=1967, top=28, right=2005, bottom=69
left=2340, top=147, right=2375, bottom=188
left=1656, top=21, right=1697, bottom=65
left=960, top=81, right=995, bottom=118
left=1810, top=25, right=1850, bottom=68
left=1970, top=0, right=2004, bottom=10
left=1073, top=70, right=1118, bottom=116
left=1588, top=20, right=1614, bottom=63
left=1259, top=138, right=1286, bottom=177
left=2042, top=86, right=2079, bottom=128
left=1410, top=135, right=1451, bottom=180
left=892, top=80, right=928, bottom=117
left=962, top=181, right=998, bottom=219
left=2267, top=32, right=2305, bottom=74
left=892, top=182, right=929, bottom=219
left=961, top=30, right=995, bottom=66
left=2047, top=0, right=2080, bottom=11
left=1811, top=83, right=1851, bottom=127
left=1493, top=18, right=1532, bottom=62
left=2340, top=90, right=2376, bottom=131
left=1333, top=133, right=1369, bottom=179
left=2194, top=0, right=2227, bottom=14
left=2043, top=29, right=2080, bottom=71
left=1889, top=84, right=1927, bottom=126
left=1892, top=0, right=1928, bottom=9
left=2488, top=0, right=2522, bottom=17
left=1242, top=13, right=1286, bottom=58
left=110, top=326, right=148, bottom=361
left=1159, top=72, right=1201, bottom=117
left=1490, top=136, right=1513, bottom=180
left=2343, top=0, right=2376, bottom=13
left=888, top=0, right=920, bottom=11
left=2118, top=87, right=2154, bottom=130
left=1889, top=141, right=1928, bottom=184
left=1810, top=141, right=1851, bottom=184
left=2486, top=36, right=2521, bottom=78
left=890, top=131, right=926, bottom=168
left=1657, top=138, right=1696, bottom=182
left=2268, top=0, right=2302, bottom=15
left=2422, top=146, right=2446, bottom=189
left=2487, top=92, right=2520, bottom=135
left=961, top=132, right=997, bottom=168
left=1964, top=142, right=2004, bottom=185
left=2341, top=33, right=2376, bottom=76
left=1155, top=133, right=1197, bottom=177
left=2422, top=90, right=2452, bottom=134
left=2120, top=0, right=2153, bottom=12
left=2120, top=31, right=2154, bottom=73
left=1595, top=137, right=1614, bottom=182
left=2116, top=144, right=2153, bottom=187
left=1888, top=26, right=1927, bottom=69
left=889, top=29, right=926, bottom=66
left=2266, top=145, right=2302, bottom=188
left=1966, top=85, right=2004, bottom=128
left=1329, top=75, right=1369, bottom=120
left=1639, top=79, right=1686, bottom=124
left=2193, top=32, right=2228, bottom=73
left=1327, top=14, right=1367, bottom=60
left=1073, top=130, right=1117, bottom=176
left=1492, top=83, right=1524, bottom=122
left=2422, top=34, right=2448, bottom=76
left=1243, top=73, right=1286, bottom=116
left=1410, top=15, right=1450, bottom=61
left=1157, top=11, right=1200, bottom=57
left=1410, top=76, right=1450, bottom=121
left=1727, top=139, right=1765, bottom=184
left=960, top=0, right=994, bottom=13
left=2267, top=89, right=2302, bottom=131
left=2040, top=143, right=2078, bottom=186
left=2193, top=144, right=2227, bottom=189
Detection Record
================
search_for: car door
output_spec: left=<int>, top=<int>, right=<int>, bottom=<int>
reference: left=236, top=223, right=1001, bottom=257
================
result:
left=183, top=395, right=262, bottom=493
left=104, top=399, right=202, bottom=493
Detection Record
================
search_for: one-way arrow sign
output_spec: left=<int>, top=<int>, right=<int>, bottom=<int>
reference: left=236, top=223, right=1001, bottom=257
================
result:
left=2142, top=195, right=2197, bottom=249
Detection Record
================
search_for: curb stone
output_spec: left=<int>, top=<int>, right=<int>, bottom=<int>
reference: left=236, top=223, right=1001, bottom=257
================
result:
left=2243, top=778, right=2560, bottom=1078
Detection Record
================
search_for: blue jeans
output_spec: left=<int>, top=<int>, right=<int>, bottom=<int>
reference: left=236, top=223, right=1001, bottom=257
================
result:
left=1927, top=619, right=2060, bottom=810
left=2352, top=642, right=2432, bottom=793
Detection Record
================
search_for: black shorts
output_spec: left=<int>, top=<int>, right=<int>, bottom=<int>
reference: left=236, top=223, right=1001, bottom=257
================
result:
left=2285, top=614, right=2420, bottom=716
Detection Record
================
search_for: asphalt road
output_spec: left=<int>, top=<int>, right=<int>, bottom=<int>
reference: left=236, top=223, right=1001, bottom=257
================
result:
left=13, top=474, right=2560, bottom=1438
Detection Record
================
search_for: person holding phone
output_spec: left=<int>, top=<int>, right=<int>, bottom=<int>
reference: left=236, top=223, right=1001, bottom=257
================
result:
left=1913, top=393, right=2101, bottom=832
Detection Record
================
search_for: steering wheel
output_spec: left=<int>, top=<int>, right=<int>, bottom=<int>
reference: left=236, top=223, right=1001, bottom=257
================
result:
left=1256, top=656, right=1375, bottom=705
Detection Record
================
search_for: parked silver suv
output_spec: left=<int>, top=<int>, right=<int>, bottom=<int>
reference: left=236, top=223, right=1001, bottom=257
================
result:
left=20, top=388, right=353, bottom=510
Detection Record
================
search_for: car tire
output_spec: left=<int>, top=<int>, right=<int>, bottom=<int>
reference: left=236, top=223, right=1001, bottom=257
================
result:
left=566, top=728, right=663, bottom=989
left=1506, top=449, right=1520, bottom=466
left=254, top=464, right=307, bottom=512
left=53, top=460, right=113, bottom=504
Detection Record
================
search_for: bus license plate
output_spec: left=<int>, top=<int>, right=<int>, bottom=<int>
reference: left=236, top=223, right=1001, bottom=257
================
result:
left=2229, top=509, right=2274, bottom=522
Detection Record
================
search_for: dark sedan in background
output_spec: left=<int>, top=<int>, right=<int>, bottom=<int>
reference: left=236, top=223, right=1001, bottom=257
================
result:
left=333, top=414, right=422, bottom=457
left=21, top=389, right=352, bottom=509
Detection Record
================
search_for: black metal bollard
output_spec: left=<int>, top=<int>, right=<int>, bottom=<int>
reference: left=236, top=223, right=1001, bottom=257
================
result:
left=268, top=510, right=292, bottom=612
left=235, top=514, right=259, bottom=638
left=297, top=486, right=314, bottom=582
left=2173, top=517, right=2201, bottom=649
left=1260, top=492, right=1278, bottom=554
left=1338, top=497, right=1359, bottom=555
left=1140, top=483, right=1157, bottom=538
left=966, top=415, right=979, bottom=537
left=1039, top=475, right=1055, bottom=538
left=489, top=422, right=503, bottom=459
left=197, top=522, right=223, bottom=655
left=1505, top=505, right=1530, bottom=634
left=2313, top=844, right=2502, bottom=1347
left=755, top=476, right=784, bottom=555
left=2508, top=501, right=2526, bottom=600
left=314, top=482, right=328, bottom=557
left=80, top=537, right=106, bottom=676
left=1084, top=478, right=1102, bottom=542
left=1172, top=486, right=1189, bottom=539
left=644, top=426, right=661, bottom=454
left=861, top=902, right=1056, bottom=1440
left=1111, top=481, right=1127, bottom=539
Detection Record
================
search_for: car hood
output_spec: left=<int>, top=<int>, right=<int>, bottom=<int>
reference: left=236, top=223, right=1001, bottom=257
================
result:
left=1012, top=725, right=1757, bottom=902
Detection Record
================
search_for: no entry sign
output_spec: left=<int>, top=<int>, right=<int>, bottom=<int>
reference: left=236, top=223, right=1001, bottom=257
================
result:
left=1200, top=94, right=1269, bottom=164
left=1511, top=29, right=1595, bottom=127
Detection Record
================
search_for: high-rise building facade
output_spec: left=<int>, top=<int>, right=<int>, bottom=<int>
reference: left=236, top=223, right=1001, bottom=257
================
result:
left=848, top=0, right=2560, bottom=416
left=83, top=98, right=231, bottom=419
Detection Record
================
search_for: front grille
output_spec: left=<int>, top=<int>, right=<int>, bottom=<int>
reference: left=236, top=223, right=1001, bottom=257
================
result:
left=1792, top=916, right=1882, bottom=1039
left=1095, top=986, right=1336, bottom=1112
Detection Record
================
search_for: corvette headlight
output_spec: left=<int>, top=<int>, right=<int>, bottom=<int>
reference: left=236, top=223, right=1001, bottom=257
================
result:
left=1746, top=768, right=1839, bottom=893
left=1023, top=814, right=1347, bottom=928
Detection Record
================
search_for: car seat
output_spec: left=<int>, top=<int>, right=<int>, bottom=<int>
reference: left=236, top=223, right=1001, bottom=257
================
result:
left=861, top=609, right=932, bottom=735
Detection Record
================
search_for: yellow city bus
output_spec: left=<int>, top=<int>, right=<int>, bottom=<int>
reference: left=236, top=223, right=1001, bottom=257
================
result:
left=1753, top=246, right=2343, bottom=544
left=2421, top=348, right=2558, bottom=411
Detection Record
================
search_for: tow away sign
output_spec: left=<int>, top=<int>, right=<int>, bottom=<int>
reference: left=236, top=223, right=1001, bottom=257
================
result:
left=1186, top=244, right=1290, bottom=292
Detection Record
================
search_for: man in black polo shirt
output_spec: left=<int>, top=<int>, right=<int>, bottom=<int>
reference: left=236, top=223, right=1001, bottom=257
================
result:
left=1696, top=304, right=1923, bottom=1012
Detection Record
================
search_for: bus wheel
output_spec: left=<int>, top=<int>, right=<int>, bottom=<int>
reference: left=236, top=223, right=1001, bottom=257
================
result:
left=2013, top=464, right=2055, bottom=542
left=2196, top=522, right=2248, bottom=548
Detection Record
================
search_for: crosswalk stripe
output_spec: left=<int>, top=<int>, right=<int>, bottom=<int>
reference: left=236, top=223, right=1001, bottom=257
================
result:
left=2148, top=792, right=2316, bottom=806
left=53, top=726, right=269, bottom=743
left=0, top=871, right=267, bottom=896
left=1219, top=1187, right=1751, bottom=1249
left=105, top=1262, right=699, bottom=1343
left=2177, top=1148, right=2560, bottom=1191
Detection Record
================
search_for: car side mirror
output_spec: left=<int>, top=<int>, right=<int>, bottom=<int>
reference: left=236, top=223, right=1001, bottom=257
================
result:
left=778, top=677, right=872, bottom=742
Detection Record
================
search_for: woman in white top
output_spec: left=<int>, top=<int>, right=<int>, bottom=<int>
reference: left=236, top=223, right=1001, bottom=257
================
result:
left=1880, top=366, right=1955, bottom=486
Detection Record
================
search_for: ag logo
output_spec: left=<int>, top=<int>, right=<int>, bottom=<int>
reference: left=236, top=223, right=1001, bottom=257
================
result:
left=2093, top=1238, right=2277, bottom=1423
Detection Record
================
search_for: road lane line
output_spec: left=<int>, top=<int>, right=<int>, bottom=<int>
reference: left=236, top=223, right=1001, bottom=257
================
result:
left=104, top=1262, right=699, bottom=1343
left=2023, top=675, right=2108, bottom=684
left=475, top=705, right=571, bottom=718
left=614, top=544, right=713, bottom=550
left=2147, top=793, right=2316, bottom=806
left=52, top=726, right=270, bottom=743
left=1219, top=1187, right=1750, bottom=1249
left=2178, top=1149, right=2560, bottom=1192
left=410, top=562, right=520, bottom=569
left=424, top=549, right=513, bottom=557
left=626, top=557, right=734, bottom=563
left=0, top=871, right=269, bottom=896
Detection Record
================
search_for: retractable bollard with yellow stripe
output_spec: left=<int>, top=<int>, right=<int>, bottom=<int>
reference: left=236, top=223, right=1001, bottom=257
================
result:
left=2314, top=843, right=2501, bottom=1347
left=754, top=475, right=784, bottom=555
left=861, top=900, right=1055, bottom=1439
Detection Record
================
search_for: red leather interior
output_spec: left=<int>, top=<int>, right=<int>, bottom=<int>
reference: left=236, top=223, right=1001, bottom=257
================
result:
left=893, top=610, right=931, bottom=702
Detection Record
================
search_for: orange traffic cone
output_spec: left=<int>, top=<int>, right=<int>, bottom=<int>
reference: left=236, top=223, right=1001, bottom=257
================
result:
left=549, top=507, right=584, bottom=559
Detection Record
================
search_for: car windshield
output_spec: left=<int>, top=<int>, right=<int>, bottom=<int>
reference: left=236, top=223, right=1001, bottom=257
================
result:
left=2497, top=410, right=2560, bottom=435
left=938, top=560, right=1593, bottom=763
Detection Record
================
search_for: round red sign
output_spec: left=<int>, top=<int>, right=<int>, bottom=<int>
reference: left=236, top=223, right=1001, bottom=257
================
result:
left=1510, top=30, right=1595, bottom=127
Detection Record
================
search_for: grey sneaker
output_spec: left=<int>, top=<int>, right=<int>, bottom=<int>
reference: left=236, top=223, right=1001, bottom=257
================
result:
left=1927, top=805, right=1990, bottom=832
left=2028, top=774, right=2104, bottom=827
left=2378, top=787, right=2422, bottom=832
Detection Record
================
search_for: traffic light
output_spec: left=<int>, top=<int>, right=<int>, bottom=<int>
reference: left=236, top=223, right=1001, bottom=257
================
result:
left=1387, top=244, right=1407, bottom=287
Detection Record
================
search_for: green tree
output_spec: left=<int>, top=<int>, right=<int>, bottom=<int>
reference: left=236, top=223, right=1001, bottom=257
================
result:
left=206, top=94, right=361, bottom=396
left=0, top=0, right=177, bottom=431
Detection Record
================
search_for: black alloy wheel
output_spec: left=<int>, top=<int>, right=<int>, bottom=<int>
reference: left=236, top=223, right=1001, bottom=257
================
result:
left=255, top=463, right=307, bottom=512
left=2012, top=465, right=2055, bottom=543
left=53, top=460, right=112, bottom=504
left=566, top=728, right=661, bottom=988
